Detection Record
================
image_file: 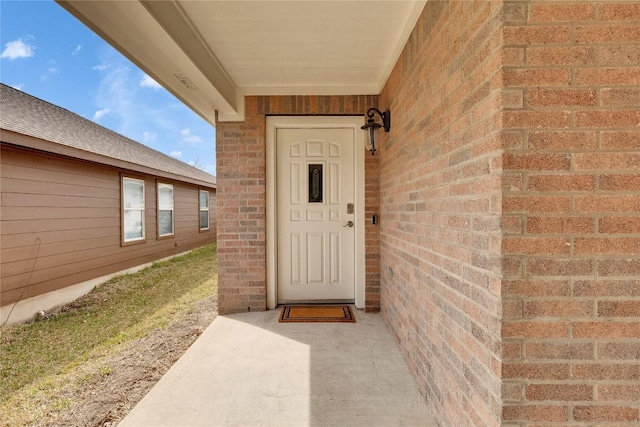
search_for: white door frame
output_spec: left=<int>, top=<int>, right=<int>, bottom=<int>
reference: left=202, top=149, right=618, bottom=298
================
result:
left=266, top=116, right=365, bottom=310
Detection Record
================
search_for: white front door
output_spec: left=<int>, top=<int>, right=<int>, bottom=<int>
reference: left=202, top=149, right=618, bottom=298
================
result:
left=276, top=127, right=355, bottom=303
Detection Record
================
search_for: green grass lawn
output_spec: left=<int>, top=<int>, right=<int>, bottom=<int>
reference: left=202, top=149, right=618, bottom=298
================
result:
left=0, top=243, right=217, bottom=403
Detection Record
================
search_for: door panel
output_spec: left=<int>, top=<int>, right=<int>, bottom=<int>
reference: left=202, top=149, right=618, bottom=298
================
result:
left=277, top=128, right=355, bottom=302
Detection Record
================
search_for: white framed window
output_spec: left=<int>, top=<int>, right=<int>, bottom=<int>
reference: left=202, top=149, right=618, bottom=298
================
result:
left=199, top=190, right=209, bottom=231
left=157, top=183, right=174, bottom=237
left=122, top=177, right=145, bottom=242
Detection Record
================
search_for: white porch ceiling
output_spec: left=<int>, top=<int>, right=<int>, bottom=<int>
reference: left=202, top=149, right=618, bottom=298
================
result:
left=57, top=1, right=426, bottom=124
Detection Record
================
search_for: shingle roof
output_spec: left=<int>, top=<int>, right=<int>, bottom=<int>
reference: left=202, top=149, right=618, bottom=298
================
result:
left=0, top=83, right=216, bottom=186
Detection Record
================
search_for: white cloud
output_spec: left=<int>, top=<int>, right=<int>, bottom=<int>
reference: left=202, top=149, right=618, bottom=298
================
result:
left=93, top=108, right=110, bottom=121
left=89, top=48, right=214, bottom=170
left=72, top=45, right=82, bottom=56
left=42, top=67, right=59, bottom=80
left=180, top=128, right=203, bottom=145
left=1, top=38, right=35, bottom=60
left=142, top=131, right=157, bottom=143
left=11, top=83, right=24, bottom=91
left=93, top=49, right=137, bottom=134
left=139, top=74, right=162, bottom=90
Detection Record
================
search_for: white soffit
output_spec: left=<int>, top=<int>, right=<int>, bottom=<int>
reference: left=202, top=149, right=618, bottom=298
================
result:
left=57, top=1, right=426, bottom=123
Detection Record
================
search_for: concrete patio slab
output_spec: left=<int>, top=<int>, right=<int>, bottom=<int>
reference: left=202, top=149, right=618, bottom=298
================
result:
left=119, top=309, right=436, bottom=427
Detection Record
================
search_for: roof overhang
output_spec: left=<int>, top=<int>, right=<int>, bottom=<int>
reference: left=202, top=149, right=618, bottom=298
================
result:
left=1, top=131, right=216, bottom=189
left=56, top=1, right=426, bottom=124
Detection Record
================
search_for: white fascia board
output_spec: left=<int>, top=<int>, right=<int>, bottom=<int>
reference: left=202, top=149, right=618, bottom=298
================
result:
left=217, top=91, right=246, bottom=123
left=377, top=0, right=427, bottom=93
left=140, top=1, right=238, bottom=111
left=57, top=0, right=238, bottom=127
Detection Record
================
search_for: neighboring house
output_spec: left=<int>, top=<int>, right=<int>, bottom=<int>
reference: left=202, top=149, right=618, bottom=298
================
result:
left=54, top=2, right=640, bottom=426
left=0, top=84, right=217, bottom=326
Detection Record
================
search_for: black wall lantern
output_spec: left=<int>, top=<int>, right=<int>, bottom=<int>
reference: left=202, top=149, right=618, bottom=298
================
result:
left=361, top=107, right=391, bottom=155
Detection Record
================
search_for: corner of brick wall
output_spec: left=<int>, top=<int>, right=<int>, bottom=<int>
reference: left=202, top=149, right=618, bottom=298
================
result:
left=501, top=2, right=640, bottom=425
left=379, top=1, right=505, bottom=425
left=216, top=98, right=267, bottom=315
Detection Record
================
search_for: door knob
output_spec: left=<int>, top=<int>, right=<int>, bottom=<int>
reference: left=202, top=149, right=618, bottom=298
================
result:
left=342, top=221, right=354, bottom=228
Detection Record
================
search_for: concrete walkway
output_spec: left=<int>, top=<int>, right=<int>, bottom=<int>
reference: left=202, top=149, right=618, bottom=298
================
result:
left=119, top=309, right=436, bottom=427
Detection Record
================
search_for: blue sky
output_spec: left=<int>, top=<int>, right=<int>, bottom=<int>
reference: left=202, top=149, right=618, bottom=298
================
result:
left=0, top=0, right=216, bottom=175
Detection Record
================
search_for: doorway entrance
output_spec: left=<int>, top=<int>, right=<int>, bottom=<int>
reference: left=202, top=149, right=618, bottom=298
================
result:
left=266, top=117, right=365, bottom=309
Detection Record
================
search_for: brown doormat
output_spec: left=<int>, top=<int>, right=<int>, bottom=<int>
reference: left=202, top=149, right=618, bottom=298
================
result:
left=279, top=305, right=355, bottom=323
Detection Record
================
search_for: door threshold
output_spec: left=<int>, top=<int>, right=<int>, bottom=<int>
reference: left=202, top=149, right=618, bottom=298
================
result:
left=278, top=299, right=355, bottom=305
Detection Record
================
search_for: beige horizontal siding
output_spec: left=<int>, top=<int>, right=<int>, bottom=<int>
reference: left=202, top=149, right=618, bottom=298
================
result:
left=1, top=226, right=119, bottom=249
left=0, top=145, right=216, bottom=306
left=2, top=177, right=120, bottom=199
left=1, top=217, right=120, bottom=235
left=1, top=156, right=117, bottom=189
left=1, top=206, right=119, bottom=221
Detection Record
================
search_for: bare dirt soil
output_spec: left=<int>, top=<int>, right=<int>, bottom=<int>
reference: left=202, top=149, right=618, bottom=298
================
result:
left=1, top=245, right=218, bottom=427
left=48, top=296, right=217, bottom=427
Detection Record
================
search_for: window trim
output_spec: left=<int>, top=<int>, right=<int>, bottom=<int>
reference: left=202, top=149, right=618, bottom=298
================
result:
left=199, top=189, right=210, bottom=232
left=157, top=182, right=175, bottom=239
left=121, top=176, right=146, bottom=245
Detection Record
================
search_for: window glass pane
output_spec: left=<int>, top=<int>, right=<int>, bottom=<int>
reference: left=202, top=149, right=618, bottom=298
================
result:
left=200, top=211, right=209, bottom=230
left=158, top=184, right=173, bottom=210
left=200, top=190, right=209, bottom=208
left=158, top=210, right=173, bottom=236
left=124, top=210, right=144, bottom=240
left=124, top=179, right=144, bottom=208
left=308, top=164, right=323, bottom=203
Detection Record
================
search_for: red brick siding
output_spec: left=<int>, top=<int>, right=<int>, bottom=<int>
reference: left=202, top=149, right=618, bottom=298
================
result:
left=502, top=1, right=640, bottom=425
left=215, top=1, right=640, bottom=424
left=378, top=1, right=505, bottom=425
left=216, top=95, right=379, bottom=314
left=216, top=99, right=267, bottom=314
left=365, top=153, right=381, bottom=312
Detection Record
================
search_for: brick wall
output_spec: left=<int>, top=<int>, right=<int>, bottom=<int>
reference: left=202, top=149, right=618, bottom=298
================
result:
left=216, top=97, right=267, bottom=314
left=378, top=1, right=505, bottom=425
left=216, top=95, right=380, bottom=314
left=365, top=153, right=382, bottom=312
left=215, top=1, right=639, bottom=424
left=502, top=1, right=640, bottom=425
